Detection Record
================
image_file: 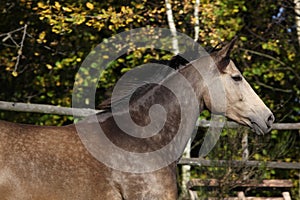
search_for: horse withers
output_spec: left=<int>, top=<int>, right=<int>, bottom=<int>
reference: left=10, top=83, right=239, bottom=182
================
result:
left=0, top=39, right=274, bottom=200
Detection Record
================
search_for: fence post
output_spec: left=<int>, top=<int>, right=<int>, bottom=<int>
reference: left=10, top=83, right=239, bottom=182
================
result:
left=242, top=130, right=249, bottom=181
left=181, top=139, right=191, bottom=197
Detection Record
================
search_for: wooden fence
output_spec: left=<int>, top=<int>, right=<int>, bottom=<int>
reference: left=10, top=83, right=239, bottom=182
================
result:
left=178, top=119, right=300, bottom=200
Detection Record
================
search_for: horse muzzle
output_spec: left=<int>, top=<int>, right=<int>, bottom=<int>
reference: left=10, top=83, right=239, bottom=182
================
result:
left=250, top=113, right=275, bottom=135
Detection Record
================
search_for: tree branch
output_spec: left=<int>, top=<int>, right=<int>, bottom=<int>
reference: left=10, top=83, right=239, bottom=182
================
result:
left=254, top=77, right=293, bottom=93
left=0, top=26, right=25, bottom=38
left=0, top=25, right=28, bottom=73
left=14, top=24, right=28, bottom=72
left=240, top=48, right=286, bottom=65
left=240, top=47, right=300, bottom=81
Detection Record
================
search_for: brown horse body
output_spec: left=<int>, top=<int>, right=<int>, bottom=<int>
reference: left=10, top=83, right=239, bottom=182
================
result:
left=0, top=40, right=274, bottom=200
left=0, top=121, right=177, bottom=199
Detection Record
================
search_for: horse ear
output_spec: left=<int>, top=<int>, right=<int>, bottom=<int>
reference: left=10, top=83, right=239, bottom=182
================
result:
left=214, top=36, right=237, bottom=72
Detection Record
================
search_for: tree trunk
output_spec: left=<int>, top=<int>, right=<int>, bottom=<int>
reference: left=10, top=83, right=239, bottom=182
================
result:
left=194, top=0, right=200, bottom=42
left=295, top=0, right=300, bottom=47
left=165, top=0, right=179, bottom=54
left=164, top=0, right=189, bottom=197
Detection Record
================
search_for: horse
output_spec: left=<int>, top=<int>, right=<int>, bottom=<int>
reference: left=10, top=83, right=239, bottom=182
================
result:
left=0, top=38, right=274, bottom=200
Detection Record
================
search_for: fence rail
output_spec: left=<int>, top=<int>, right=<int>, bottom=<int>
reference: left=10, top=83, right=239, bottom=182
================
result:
left=1, top=101, right=300, bottom=130
left=187, top=179, right=293, bottom=188
left=178, top=158, right=300, bottom=169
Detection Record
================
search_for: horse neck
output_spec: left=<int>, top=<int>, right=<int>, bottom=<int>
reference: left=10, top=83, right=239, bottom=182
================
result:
left=125, top=59, right=208, bottom=151
left=177, top=57, right=210, bottom=112
left=98, top=58, right=210, bottom=154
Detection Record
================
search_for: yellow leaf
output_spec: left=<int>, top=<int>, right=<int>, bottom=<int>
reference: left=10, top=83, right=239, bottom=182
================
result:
left=12, top=71, right=18, bottom=77
left=37, top=2, right=43, bottom=7
left=39, top=31, right=46, bottom=40
left=135, top=4, right=144, bottom=9
left=126, top=18, right=133, bottom=24
left=86, top=2, right=94, bottom=10
left=56, top=62, right=63, bottom=69
left=62, top=7, right=72, bottom=12
left=37, top=2, right=47, bottom=9
left=121, top=6, right=126, bottom=13
left=117, top=58, right=125, bottom=63
left=54, top=1, right=61, bottom=10
left=37, top=31, right=47, bottom=43
left=46, top=64, right=52, bottom=69
left=284, top=158, right=292, bottom=162
left=288, top=52, right=295, bottom=61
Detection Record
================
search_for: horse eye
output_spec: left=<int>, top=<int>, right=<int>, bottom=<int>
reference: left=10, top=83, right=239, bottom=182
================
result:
left=232, top=75, right=243, bottom=82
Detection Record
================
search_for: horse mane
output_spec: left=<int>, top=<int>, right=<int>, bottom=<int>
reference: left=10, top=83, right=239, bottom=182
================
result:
left=97, top=43, right=223, bottom=111
left=97, top=53, right=192, bottom=111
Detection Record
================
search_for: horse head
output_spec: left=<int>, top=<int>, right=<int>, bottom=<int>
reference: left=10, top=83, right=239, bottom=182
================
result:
left=202, top=38, right=274, bottom=135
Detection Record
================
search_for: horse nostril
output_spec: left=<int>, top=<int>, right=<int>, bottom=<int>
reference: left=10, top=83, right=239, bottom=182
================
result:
left=266, top=114, right=275, bottom=127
